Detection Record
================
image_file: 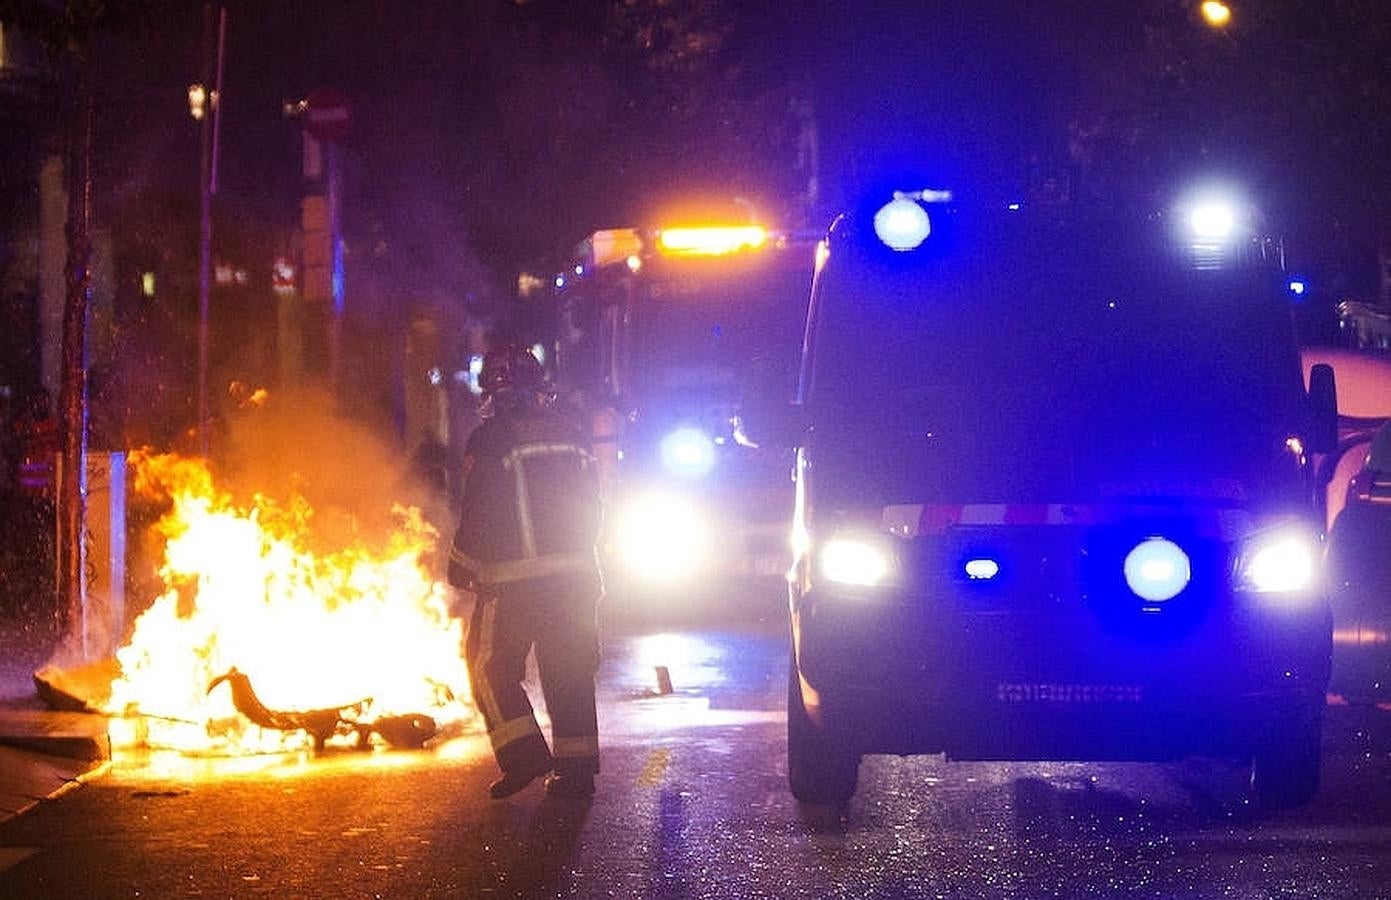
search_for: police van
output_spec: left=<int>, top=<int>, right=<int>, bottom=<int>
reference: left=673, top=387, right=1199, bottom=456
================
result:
left=758, top=184, right=1340, bottom=808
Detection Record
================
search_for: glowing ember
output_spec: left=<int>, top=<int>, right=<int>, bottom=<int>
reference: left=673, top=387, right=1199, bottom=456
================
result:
left=106, top=451, right=476, bottom=754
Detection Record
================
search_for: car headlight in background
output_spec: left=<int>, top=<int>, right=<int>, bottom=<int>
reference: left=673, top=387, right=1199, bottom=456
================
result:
left=1187, top=201, right=1237, bottom=240
left=659, top=427, right=716, bottom=478
left=1235, top=523, right=1320, bottom=597
left=1123, top=537, right=1192, bottom=602
left=1173, top=184, right=1255, bottom=270
left=613, top=492, right=709, bottom=582
left=819, top=534, right=895, bottom=587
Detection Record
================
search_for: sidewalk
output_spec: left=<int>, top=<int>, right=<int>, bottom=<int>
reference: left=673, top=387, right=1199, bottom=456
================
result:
left=0, top=716, right=109, bottom=826
left=0, top=611, right=111, bottom=826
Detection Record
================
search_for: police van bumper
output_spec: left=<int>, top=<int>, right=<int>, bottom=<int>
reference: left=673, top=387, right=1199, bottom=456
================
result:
left=791, top=584, right=1332, bottom=761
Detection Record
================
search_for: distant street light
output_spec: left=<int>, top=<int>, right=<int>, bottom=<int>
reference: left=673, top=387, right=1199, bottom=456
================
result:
left=187, top=83, right=208, bottom=120
left=1200, top=1, right=1233, bottom=28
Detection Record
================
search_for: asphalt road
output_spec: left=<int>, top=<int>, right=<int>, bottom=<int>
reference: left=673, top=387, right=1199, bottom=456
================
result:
left=2, top=607, right=1391, bottom=899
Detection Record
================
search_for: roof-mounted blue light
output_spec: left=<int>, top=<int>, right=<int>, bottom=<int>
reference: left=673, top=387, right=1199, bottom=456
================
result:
left=874, top=197, right=930, bottom=251
left=873, top=189, right=951, bottom=251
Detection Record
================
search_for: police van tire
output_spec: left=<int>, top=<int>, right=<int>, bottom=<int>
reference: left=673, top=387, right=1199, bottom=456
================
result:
left=787, top=664, right=859, bottom=805
left=1249, top=703, right=1323, bottom=810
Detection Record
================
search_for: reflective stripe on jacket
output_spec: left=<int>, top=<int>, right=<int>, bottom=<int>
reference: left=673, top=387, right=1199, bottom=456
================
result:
left=448, top=407, right=602, bottom=590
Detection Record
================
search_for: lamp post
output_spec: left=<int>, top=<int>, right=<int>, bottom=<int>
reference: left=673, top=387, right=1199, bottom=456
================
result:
left=190, top=3, right=226, bottom=458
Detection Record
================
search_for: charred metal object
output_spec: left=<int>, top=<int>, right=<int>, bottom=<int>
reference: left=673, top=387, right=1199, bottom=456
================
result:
left=207, top=667, right=437, bottom=751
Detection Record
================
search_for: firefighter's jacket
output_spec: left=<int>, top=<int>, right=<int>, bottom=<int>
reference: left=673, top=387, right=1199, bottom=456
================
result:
left=448, top=407, right=601, bottom=591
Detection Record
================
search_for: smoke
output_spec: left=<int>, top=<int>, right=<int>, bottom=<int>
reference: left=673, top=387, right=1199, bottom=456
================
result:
left=213, top=382, right=454, bottom=565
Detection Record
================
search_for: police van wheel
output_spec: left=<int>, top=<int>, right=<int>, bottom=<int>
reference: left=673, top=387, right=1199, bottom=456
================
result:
left=787, top=663, right=859, bottom=806
left=1249, top=703, right=1323, bottom=810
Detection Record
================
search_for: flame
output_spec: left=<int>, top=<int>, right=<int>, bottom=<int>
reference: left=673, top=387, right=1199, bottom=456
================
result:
left=107, top=451, right=476, bottom=754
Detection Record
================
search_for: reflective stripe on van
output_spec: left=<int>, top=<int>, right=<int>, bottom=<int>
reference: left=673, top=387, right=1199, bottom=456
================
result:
left=882, top=503, right=1254, bottom=541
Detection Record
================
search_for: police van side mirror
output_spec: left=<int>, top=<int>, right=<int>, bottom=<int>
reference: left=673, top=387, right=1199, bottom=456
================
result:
left=1307, top=362, right=1338, bottom=455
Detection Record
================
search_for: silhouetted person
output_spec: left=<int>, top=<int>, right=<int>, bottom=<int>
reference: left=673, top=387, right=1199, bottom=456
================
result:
left=448, top=346, right=603, bottom=799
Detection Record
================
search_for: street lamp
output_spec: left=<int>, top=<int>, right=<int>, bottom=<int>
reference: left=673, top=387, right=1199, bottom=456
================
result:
left=1200, top=1, right=1232, bottom=28
left=187, top=83, right=208, bottom=120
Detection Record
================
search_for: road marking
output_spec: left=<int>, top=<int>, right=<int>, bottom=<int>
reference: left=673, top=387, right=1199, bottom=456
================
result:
left=636, top=748, right=671, bottom=787
left=0, top=847, right=39, bottom=874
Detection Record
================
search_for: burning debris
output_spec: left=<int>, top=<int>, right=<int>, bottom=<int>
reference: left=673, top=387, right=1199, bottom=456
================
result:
left=99, top=451, right=476, bottom=755
left=207, top=667, right=438, bottom=750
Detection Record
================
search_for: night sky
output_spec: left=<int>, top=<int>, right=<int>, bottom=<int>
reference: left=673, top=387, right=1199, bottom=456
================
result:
left=13, top=1, right=1391, bottom=317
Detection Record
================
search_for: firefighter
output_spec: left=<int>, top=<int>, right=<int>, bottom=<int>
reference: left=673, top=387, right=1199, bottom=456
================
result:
left=448, top=345, right=604, bottom=799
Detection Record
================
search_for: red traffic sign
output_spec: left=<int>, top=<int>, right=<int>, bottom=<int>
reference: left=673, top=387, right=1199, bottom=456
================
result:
left=305, top=87, right=351, bottom=142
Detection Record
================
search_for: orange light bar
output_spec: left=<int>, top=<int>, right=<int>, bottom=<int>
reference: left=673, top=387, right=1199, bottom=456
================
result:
left=656, top=225, right=768, bottom=257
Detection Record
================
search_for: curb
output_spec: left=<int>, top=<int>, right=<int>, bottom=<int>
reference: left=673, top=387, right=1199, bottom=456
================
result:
left=0, top=709, right=111, bottom=763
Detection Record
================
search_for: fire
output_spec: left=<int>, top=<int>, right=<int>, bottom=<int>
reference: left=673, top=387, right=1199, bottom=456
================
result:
left=106, top=451, right=476, bottom=754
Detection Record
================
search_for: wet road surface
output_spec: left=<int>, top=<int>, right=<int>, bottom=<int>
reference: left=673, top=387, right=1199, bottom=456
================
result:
left=2, top=614, right=1391, bottom=898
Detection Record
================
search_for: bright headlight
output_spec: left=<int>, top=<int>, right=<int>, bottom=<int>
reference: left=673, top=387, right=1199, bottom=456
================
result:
left=613, top=493, right=709, bottom=582
left=659, top=427, right=716, bottom=478
left=1188, top=202, right=1236, bottom=240
left=820, top=535, right=894, bottom=587
left=1236, top=525, right=1320, bottom=595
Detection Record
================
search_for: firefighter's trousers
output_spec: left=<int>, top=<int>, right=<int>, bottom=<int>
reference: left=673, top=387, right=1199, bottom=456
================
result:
left=465, top=573, right=601, bottom=778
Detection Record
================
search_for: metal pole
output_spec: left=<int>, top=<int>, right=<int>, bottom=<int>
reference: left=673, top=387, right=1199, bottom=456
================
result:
left=210, top=7, right=227, bottom=195
left=196, top=4, right=226, bottom=458
left=196, top=3, right=213, bottom=457
left=57, top=61, right=93, bottom=652
left=327, top=139, right=344, bottom=400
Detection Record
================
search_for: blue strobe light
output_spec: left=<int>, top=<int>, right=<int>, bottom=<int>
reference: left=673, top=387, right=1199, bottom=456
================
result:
left=1123, top=537, right=1192, bottom=602
left=660, top=427, right=717, bottom=477
left=874, top=196, right=932, bottom=251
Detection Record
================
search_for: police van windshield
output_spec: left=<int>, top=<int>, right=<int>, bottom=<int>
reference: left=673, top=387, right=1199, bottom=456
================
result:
left=806, top=222, right=1306, bottom=507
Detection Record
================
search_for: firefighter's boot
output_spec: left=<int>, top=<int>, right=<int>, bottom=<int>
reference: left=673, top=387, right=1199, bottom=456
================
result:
left=488, top=762, right=549, bottom=799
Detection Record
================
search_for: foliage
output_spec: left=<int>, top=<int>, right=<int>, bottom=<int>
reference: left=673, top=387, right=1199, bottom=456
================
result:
left=1061, top=0, right=1391, bottom=279
left=0, top=0, right=181, bottom=57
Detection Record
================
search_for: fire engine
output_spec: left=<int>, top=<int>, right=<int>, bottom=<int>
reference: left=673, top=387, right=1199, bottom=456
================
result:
left=549, top=217, right=818, bottom=613
left=750, top=182, right=1340, bottom=809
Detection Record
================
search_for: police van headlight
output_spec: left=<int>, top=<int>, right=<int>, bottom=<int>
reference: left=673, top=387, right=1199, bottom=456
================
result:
left=613, top=492, right=709, bottom=582
left=659, top=427, right=716, bottom=478
left=1234, top=523, right=1321, bottom=597
left=819, top=534, right=896, bottom=587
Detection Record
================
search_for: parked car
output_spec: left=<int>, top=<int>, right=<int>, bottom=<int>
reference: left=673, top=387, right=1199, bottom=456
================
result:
left=1326, top=419, right=1391, bottom=702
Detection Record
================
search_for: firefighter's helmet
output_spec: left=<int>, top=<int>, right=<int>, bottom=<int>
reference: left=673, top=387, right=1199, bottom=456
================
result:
left=479, top=346, right=546, bottom=398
